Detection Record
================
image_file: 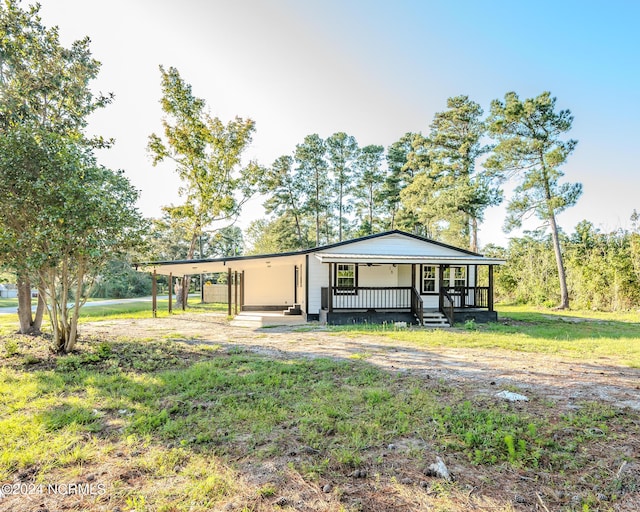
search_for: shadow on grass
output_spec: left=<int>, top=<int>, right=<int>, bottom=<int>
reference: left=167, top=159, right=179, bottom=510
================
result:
left=2, top=334, right=640, bottom=511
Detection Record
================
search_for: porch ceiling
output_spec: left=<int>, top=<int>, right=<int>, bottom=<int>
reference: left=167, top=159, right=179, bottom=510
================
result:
left=314, top=253, right=505, bottom=265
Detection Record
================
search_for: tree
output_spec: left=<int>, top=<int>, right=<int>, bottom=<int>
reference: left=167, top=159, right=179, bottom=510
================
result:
left=148, top=66, right=262, bottom=306
left=245, top=216, right=303, bottom=255
left=0, top=129, right=145, bottom=352
left=326, top=132, right=359, bottom=241
left=486, top=91, right=581, bottom=309
left=353, top=145, right=385, bottom=235
left=209, top=226, right=244, bottom=258
left=0, top=0, right=112, bottom=334
left=381, top=133, right=420, bottom=230
left=260, top=155, right=307, bottom=248
left=294, top=134, right=329, bottom=246
left=403, top=96, right=498, bottom=251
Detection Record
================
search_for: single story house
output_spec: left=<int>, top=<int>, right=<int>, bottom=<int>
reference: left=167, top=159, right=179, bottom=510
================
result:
left=139, top=230, right=505, bottom=326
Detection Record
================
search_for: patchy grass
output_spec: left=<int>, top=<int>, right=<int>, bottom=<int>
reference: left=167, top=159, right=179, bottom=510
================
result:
left=0, top=300, right=228, bottom=335
left=0, top=330, right=639, bottom=511
left=331, top=305, right=640, bottom=368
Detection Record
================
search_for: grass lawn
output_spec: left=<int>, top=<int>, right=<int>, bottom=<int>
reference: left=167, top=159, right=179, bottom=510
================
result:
left=332, top=304, right=640, bottom=368
left=0, top=299, right=227, bottom=335
left=0, top=305, right=639, bottom=510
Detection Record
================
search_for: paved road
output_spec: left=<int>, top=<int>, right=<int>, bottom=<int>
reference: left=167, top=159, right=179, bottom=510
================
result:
left=0, top=296, right=171, bottom=315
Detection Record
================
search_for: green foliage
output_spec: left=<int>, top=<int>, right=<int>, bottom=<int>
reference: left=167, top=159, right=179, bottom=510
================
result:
left=147, top=65, right=261, bottom=264
left=487, top=91, right=581, bottom=308
left=326, top=132, right=359, bottom=241
left=0, top=1, right=146, bottom=350
left=91, top=259, right=152, bottom=299
left=401, top=96, right=498, bottom=251
left=494, top=222, right=640, bottom=310
left=294, top=133, right=331, bottom=246
left=353, top=144, right=386, bottom=236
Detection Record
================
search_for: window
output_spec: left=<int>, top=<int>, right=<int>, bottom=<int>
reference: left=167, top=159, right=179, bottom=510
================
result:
left=443, top=266, right=466, bottom=289
left=421, top=265, right=468, bottom=294
left=422, top=265, right=436, bottom=293
left=335, top=263, right=357, bottom=293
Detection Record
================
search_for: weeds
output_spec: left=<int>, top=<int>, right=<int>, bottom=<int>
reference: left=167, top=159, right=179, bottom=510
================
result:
left=0, top=309, right=638, bottom=511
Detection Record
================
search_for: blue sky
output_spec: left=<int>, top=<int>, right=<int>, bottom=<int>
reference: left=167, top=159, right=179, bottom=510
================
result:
left=37, top=0, right=640, bottom=247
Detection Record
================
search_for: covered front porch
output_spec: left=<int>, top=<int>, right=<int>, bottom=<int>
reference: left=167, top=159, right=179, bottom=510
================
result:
left=315, top=253, right=502, bottom=326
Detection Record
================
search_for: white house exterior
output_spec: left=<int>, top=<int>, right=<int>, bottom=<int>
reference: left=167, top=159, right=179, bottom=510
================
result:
left=140, top=231, right=504, bottom=326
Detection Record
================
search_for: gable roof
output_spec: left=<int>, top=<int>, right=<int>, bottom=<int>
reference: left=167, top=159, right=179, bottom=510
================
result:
left=137, top=230, right=501, bottom=276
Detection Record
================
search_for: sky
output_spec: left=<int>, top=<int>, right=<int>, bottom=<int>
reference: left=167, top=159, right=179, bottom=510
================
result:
left=36, top=0, right=640, bottom=248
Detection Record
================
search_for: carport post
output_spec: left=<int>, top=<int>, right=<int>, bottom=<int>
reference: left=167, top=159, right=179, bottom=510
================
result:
left=152, top=270, right=157, bottom=318
left=227, top=268, right=232, bottom=316
left=168, top=272, right=172, bottom=314
left=234, top=271, right=239, bottom=315
left=240, top=271, right=245, bottom=310
left=488, top=265, right=494, bottom=312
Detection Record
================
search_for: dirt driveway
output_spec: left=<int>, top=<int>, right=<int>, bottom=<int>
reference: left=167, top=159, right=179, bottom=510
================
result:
left=82, top=312, right=640, bottom=412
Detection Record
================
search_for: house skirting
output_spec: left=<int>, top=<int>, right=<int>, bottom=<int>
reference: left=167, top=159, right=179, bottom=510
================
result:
left=453, top=309, right=498, bottom=323
left=322, top=310, right=417, bottom=326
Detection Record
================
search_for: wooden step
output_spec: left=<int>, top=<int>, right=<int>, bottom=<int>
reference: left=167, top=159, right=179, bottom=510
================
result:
left=283, top=304, right=302, bottom=316
left=422, top=312, right=450, bottom=328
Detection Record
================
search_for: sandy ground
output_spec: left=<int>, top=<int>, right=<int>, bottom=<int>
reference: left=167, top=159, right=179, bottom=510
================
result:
left=82, top=313, right=640, bottom=412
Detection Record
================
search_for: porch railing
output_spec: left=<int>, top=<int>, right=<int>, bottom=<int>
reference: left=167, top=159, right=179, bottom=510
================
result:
left=441, top=288, right=455, bottom=326
left=441, top=286, right=490, bottom=309
left=323, top=287, right=413, bottom=311
left=410, top=287, right=423, bottom=324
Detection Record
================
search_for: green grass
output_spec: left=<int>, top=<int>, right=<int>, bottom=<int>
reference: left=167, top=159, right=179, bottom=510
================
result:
left=1, top=305, right=639, bottom=510
left=0, top=298, right=19, bottom=308
left=331, top=304, right=640, bottom=367
left=0, top=299, right=228, bottom=335
left=1, top=335, right=637, bottom=511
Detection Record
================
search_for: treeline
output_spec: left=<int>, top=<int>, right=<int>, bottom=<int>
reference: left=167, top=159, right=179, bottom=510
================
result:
left=490, top=219, right=640, bottom=310
left=247, top=96, right=497, bottom=254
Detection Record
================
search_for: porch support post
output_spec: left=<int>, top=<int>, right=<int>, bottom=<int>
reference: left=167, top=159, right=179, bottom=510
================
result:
left=234, top=271, right=239, bottom=315
left=152, top=270, right=157, bottom=318
left=411, top=264, right=416, bottom=289
left=488, top=265, right=494, bottom=312
left=438, top=264, right=445, bottom=311
left=168, top=272, right=173, bottom=314
left=240, top=271, right=245, bottom=311
left=227, top=268, right=232, bottom=316
left=328, top=263, right=333, bottom=313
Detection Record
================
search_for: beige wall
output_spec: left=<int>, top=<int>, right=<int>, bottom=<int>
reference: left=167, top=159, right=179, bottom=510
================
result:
left=243, top=262, right=297, bottom=306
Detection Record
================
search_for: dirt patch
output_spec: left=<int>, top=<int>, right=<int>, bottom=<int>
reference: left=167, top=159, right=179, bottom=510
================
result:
left=83, top=313, right=640, bottom=412
left=3, top=313, right=640, bottom=512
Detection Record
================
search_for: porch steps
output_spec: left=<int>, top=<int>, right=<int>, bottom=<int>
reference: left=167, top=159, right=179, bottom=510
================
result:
left=283, top=304, right=302, bottom=316
left=422, top=311, right=450, bottom=328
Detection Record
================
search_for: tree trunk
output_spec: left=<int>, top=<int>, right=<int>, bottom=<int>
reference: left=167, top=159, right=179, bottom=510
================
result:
left=180, top=232, right=200, bottom=308
left=368, top=185, right=374, bottom=235
left=542, top=166, right=570, bottom=309
left=471, top=216, right=478, bottom=253
left=32, top=281, right=46, bottom=332
left=315, top=171, right=320, bottom=247
left=338, top=182, right=343, bottom=241
left=16, top=273, right=35, bottom=334
left=64, top=260, right=85, bottom=353
left=548, top=211, right=570, bottom=309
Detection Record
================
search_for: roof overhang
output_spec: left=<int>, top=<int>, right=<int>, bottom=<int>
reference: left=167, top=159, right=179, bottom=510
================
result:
left=136, top=253, right=304, bottom=277
left=314, top=253, right=505, bottom=265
